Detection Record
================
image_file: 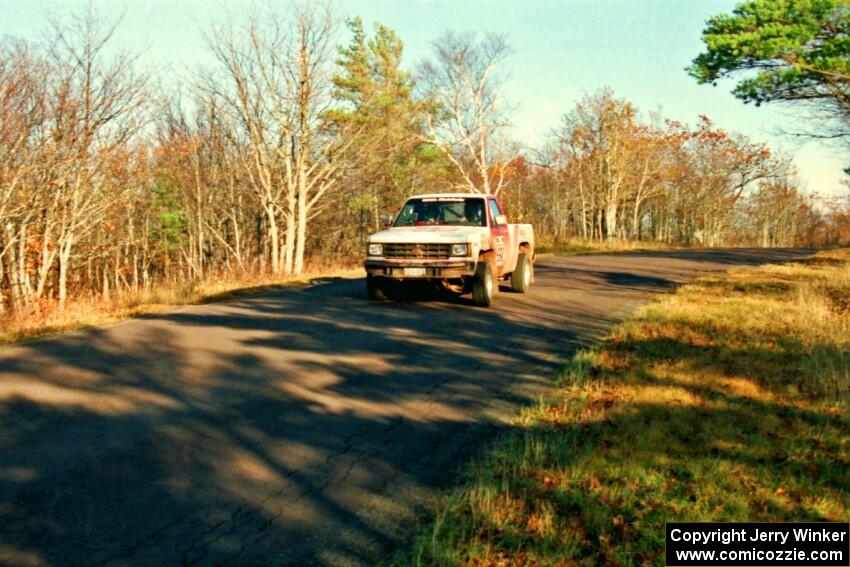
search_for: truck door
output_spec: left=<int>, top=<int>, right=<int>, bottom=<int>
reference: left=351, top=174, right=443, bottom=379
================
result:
left=487, top=198, right=509, bottom=271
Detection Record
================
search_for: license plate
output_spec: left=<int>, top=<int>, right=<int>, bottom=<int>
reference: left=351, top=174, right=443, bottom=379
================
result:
left=403, top=267, right=426, bottom=277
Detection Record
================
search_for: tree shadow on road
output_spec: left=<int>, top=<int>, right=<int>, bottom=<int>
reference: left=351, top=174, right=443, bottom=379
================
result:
left=0, top=280, right=607, bottom=566
left=0, top=249, right=816, bottom=566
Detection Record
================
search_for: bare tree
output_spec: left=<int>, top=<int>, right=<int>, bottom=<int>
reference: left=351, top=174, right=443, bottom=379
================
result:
left=204, top=1, right=361, bottom=275
left=551, top=91, right=639, bottom=239
left=419, top=31, right=513, bottom=194
left=0, top=41, right=48, bottom=311
left=42, top=7, right=147, bottom=306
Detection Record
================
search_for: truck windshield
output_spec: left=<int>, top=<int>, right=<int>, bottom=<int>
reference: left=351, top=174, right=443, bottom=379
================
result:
left=394, top=197, right=486, bottom=227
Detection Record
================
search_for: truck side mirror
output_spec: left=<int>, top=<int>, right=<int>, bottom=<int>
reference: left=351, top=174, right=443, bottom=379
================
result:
left=495, top=214, right=507, bottom=226
left=380, top=213, right=394, bottom=227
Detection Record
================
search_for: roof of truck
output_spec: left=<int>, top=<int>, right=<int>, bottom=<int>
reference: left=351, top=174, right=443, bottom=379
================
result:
left=407, top=193, right=487, bottom=200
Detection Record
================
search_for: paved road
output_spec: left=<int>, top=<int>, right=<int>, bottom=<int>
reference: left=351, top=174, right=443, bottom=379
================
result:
left=0, top=249, right=813, bottom=567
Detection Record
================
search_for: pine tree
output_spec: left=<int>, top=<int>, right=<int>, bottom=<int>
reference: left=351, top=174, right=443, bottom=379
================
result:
left=326, top=18, right=453, bottom=251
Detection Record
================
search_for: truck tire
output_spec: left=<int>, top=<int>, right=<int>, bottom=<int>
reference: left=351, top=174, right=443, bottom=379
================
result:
left=510, top=252, right=531, bottom=293
left=472, top=260, right=495, bottom=307
left=367, top=275, right=389, bottom=300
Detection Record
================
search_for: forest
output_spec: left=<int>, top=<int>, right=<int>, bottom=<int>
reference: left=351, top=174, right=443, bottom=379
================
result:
left=1, top=2, right=849, bottom=315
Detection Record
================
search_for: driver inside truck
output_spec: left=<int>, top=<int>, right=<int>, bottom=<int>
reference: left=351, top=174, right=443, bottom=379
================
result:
left=414, top=202, right=440, bottom=225
left=464, top=199, right=485, bottom=226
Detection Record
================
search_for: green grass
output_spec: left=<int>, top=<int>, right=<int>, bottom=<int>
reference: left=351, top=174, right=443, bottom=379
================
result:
left=404, top=248, right=850, bottom=566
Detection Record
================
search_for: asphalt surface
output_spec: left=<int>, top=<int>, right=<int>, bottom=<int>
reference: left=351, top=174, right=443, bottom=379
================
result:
left=0, top=249, right=814, bottom=567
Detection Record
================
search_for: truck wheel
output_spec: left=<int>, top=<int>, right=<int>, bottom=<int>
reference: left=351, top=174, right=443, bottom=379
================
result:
left=510, top=252, right=531, bottom=293
left=472, top=260, right=495, bottom=307
left=367, top=275, right=389, bottom=300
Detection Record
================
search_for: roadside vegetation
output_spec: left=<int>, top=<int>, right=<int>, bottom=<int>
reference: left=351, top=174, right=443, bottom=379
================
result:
left=537, top=239, right=680, bottom=256
left=407, top=248, right=850, bottom=566
left=0, top=261, right=359, bottom=344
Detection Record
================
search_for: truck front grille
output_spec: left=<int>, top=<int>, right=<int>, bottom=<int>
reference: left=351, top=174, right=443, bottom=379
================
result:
left=383, top=243, right=451, bottom=259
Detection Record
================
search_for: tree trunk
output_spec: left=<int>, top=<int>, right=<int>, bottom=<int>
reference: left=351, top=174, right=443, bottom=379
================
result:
left=294, top=168, right=308, bottom=275
left=632, top=196, right=643, bottom=239
left=605, top=202, right=618, bottom=240
left=283, top=211, right=295, bottom=275
left=58, top=235, right=74, bottom=308
left=265, top=204, right=281, bottom=274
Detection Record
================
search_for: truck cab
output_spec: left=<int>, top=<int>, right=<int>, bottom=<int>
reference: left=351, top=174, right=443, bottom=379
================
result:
left=365, top=193, right=535, bottom=306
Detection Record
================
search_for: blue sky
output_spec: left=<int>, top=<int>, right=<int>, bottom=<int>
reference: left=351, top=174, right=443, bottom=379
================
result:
left=1, top=0, right=847, bottom=196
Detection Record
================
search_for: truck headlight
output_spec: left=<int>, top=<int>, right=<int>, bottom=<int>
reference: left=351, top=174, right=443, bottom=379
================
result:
left=451, top=243, right=469, bottom=257
left=368, top=243, right=383, bottom=256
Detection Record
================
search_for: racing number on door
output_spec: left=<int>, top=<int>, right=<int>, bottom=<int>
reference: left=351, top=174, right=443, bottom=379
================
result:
left=494, top=235, right=505, bottom=264
left=488, top=198, right=508, bottom=266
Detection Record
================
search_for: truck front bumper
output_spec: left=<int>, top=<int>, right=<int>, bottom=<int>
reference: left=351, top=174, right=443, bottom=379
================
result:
left=365, top=259, right=476, bottom=279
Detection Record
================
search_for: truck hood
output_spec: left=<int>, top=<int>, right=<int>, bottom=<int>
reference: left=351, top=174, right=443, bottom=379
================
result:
left=369, top=225, right=487, bottom=244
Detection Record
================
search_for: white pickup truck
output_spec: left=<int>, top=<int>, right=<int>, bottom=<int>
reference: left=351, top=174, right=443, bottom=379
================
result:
left=364, top=193, right=535, bottom=306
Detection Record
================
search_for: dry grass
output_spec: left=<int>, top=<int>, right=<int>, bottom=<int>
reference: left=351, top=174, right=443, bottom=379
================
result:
left=537, top=238, right=681, bottom=256
left=0, top=261, right=362, bottom=344
left=404, top=248, right=850, bottom=566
